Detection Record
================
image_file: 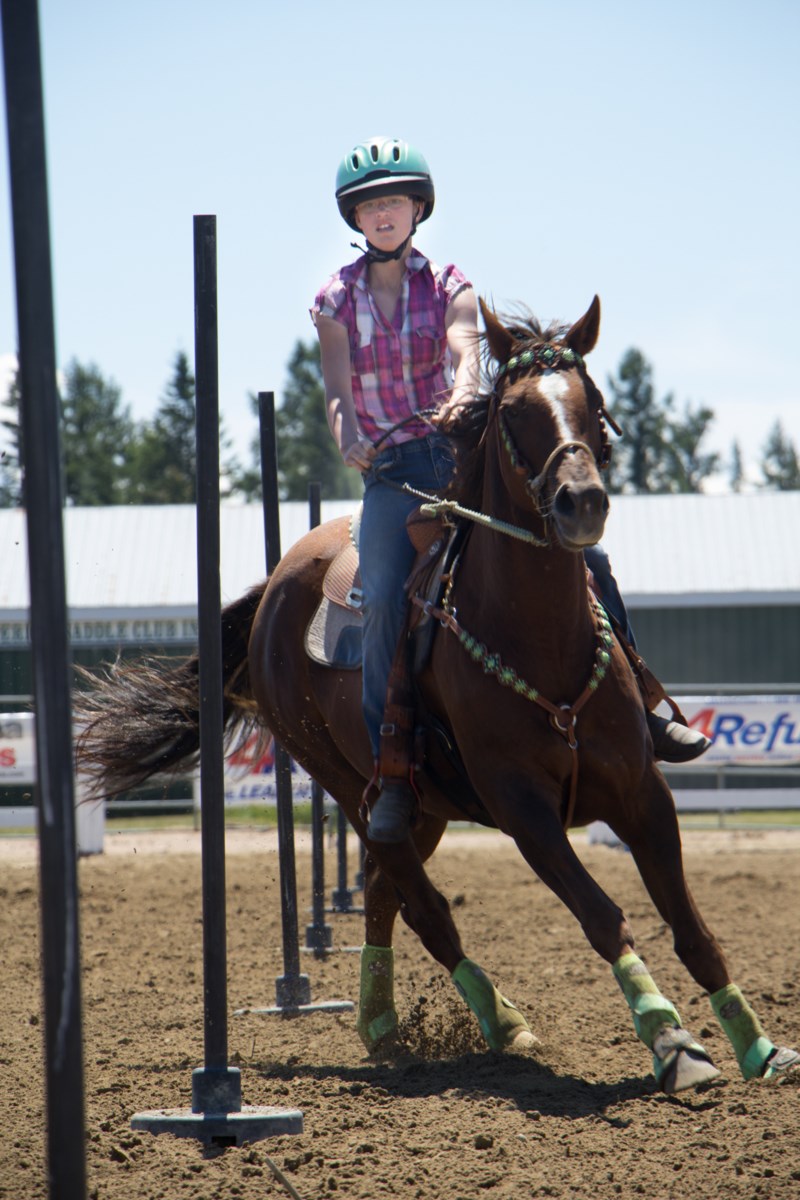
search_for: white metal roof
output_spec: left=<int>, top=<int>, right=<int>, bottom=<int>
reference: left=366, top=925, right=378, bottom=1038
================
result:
left=0, top=492, right=798, bottom=620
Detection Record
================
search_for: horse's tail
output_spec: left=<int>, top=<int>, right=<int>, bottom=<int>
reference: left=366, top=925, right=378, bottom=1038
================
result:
left=75, top=582, right=268, bottom=797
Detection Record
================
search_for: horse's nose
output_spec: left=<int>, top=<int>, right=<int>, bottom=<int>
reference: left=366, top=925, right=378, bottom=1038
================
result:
left=553, top=482, right=609, bottom=525
left=554, top=484, right=609, bottom=547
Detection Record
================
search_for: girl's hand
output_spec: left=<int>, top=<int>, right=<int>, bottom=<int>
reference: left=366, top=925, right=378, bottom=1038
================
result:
left=342, top=436, right=376, bottom=471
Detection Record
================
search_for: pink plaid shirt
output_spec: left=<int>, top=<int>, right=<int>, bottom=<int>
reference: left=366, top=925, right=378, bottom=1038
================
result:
left=311, top=250, right=471, bottom=445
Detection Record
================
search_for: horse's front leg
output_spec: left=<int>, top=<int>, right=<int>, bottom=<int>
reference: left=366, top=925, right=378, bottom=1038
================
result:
left=497, top=781, right=719, bottom=1092
left=618, top=769, right=800, bottom=1085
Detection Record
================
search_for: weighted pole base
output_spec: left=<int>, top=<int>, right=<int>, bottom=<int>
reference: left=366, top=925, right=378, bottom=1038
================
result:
left=131, top=1105, right=303, bottom=1146
left=129, top=1065, right=304, bottom=1145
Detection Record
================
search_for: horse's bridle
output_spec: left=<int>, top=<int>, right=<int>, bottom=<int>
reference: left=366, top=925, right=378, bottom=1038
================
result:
left=492, top=341, right=618, bottom=516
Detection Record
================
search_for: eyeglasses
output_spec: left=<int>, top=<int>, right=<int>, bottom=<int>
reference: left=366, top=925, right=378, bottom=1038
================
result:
left=356, top=195, right=412, bottom=215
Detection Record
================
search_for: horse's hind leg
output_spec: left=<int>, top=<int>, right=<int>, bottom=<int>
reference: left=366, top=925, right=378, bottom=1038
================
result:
left=364, top=833, right=536, bottom=1053
left=619, top=769, right=799, bottom=1084
left=357, top=815, right=448, bottom=1052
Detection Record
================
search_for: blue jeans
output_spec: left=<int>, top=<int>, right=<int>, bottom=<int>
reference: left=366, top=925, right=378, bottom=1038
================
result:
left=584, top=544, right=636, bottom=648
left=360, top=435, right=455, bottom=757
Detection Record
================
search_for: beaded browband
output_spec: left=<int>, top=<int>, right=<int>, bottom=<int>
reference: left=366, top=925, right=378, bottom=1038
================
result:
left=496, top=344, right=583, bottom=377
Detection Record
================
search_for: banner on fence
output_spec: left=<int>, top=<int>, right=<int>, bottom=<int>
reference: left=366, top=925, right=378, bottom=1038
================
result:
left=676, top=696, right=800, bottom=767
left=223, top=732, right=313, bottom=804
left=0, top=711, right=36, bottom=782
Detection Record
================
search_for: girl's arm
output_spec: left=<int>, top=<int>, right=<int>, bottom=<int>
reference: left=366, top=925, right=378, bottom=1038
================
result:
left=441, top=287, right=480, bottom=417
left=315, top=314, right=376, bottom=471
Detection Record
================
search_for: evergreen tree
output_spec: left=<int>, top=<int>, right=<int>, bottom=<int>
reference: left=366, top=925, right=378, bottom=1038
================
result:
left=61, top=360, right=134, bottom=505
left=729, top=440, right=744, bottom=493
left=760, top=421, right=800, bottom=490
left=606, top=349, right=718, bottom=493
left=127, top=352, right=197, bottom=503
left=605, top=349, right=668, bottom=493
left=660, top=400, right=719, bottom=492
left=0, top=361, right=23, bottom=507
left=237, top=340, right=361, bottom=502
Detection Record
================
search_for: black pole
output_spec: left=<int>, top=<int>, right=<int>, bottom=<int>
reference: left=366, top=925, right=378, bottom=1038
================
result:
left=331, top=804, right=359, bottom=912
left=1, top=3, right=87, bottom=1196
left=131, top=230, right=303, bottom=1141
left=305, top=482, right=333, bottom=956
left=258, top=392, right=311, bottom=1007
left=191, top=215, right=239, bottom=1110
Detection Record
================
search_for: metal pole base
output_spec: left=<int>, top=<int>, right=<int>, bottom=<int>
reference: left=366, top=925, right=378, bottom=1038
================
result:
left=303, top=922, right=333, bottom=955
left=300, top=944, right=362, bottom=956
left=328, top=890, right=364, bottom=915
left=130, top=1067, right=303, bottom=1146
left=131, top=1106, right=303, bottom=1146
left=234, top=998, right=354, bottom=1017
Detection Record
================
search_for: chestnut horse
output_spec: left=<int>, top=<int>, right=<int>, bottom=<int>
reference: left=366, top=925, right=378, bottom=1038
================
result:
left=76, top=297, right=797, bottom=1093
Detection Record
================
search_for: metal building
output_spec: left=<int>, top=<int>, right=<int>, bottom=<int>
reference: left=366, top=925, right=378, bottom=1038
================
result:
left=1, top=493, right=798, bottom=702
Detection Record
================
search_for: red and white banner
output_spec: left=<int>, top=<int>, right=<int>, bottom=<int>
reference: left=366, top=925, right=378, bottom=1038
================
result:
left=0, top=712, right=36, bottom=782
left=223, top=732, right=313, bottom=804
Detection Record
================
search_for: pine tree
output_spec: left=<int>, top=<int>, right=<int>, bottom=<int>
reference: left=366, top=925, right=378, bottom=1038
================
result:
left=660, top=400, right=719, bottom=492
left=605, top=349, right=668, bottom=493
left=729, top=441, right=744, bottom=493
left=0, top=361, right=23, bottom=507
left=760, top=421, right=800, bottom=490
left=606, top=349, right=718, bottom=493
left=61, top=360, right=134, bottom=505
left=236, top=340, right=361, bottom=501
left=127, top=352, right=197, bottom=504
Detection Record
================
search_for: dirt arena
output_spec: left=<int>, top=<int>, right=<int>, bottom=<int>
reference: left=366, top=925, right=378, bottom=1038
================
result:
left=2, top=823, right=799, bottom=1200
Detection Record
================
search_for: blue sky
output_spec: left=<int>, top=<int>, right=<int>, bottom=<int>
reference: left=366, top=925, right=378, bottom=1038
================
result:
left=2, top=0, right=798, bottom=489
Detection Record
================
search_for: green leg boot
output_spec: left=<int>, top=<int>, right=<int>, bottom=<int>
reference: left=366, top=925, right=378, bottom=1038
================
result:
left=356, top=945, right=398, bottom=1053
left=613, top=952, right=719, bottom=1092
left=452, top=959, right=537, bottom=1052
left=710, top=983, right=800, bottom=1081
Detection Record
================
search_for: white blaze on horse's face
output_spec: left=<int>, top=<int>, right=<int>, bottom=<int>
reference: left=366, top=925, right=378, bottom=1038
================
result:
left=534, top=370, right=573, bottom=441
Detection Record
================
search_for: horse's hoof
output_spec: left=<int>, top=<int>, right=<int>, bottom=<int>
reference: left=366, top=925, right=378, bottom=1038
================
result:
left=761, top=1046, right=800, bottom=1081
left=653, top=1026, right=720, bottom=1093
left=452, top=960, right=538, bottom=1052
left=506, top=1026, right=540, bottom=1053
left=356, top=1006, right=399, bottom=1054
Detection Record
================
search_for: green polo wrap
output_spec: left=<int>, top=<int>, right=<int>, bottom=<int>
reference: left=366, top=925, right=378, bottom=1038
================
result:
left=613, top=952, right=681, bottom=1048
left=710, top=983, right=774, bottom=1080
left=357, top=944, right=397, bottom=1047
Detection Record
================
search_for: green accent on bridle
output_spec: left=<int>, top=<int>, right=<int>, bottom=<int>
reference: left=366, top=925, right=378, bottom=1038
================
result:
left=450, top=600, right=614, bottom=705
left=496, top=344, right=584, bottom=377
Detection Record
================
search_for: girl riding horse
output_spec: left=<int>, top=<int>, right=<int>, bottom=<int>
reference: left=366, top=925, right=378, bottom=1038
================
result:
left=312, top=135, right=708, bottom=844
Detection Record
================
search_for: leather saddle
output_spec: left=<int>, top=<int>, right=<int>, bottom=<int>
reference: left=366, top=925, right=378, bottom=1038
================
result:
left=304, top=505, right=458, bottom=675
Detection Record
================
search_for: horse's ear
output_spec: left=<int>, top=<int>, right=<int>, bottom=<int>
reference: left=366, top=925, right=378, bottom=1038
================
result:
left=566, top=296, right=601, bottom=358
left=479, top=297, right=515, bottom=365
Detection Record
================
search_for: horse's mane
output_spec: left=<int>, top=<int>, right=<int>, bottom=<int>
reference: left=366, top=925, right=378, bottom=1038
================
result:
left=439, top=308, right=570, bottom=509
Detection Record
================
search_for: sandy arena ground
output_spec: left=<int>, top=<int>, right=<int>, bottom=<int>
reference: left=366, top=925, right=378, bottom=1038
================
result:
left=1, top=824, right=799, bottom=1199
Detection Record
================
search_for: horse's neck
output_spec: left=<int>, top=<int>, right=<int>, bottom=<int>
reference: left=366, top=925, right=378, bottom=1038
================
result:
left=467, top=469, right=597, bottom=665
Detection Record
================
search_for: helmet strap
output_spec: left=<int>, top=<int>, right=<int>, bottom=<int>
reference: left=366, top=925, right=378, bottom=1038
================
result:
left=351, top=233, right=413, bottom=264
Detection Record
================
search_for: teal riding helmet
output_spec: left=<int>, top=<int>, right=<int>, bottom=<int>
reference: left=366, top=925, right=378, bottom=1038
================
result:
left=335, top=136, right=435, bottom=231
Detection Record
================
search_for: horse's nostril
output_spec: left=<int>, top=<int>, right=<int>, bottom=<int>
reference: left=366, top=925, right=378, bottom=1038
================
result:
left=554, top=486, right=576, bottom=518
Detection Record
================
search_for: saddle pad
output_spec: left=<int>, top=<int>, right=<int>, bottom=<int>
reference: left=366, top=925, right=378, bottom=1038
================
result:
left=305, top=595, right=362, bottom=670
left=322, top=540, right=362, bottom=610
